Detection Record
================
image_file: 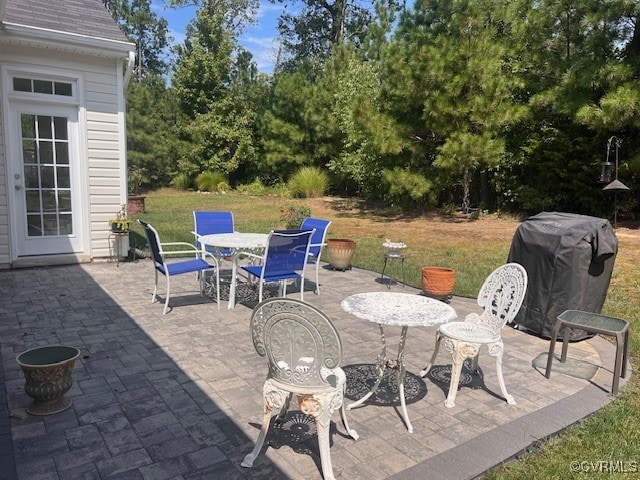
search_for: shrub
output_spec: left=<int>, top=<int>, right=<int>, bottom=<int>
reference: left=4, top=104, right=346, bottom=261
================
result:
left=171, top=173, right=191, bottom=191
left=271, top=182, right=291, bottom=198
left=237, top=178, right=268, bottom=196
left=441, top=203, right=457, bottom=216
left=287, top=166, right=329, bottom=198
left=280, top=203, right=311, bottom=229
left=196, top=171, right=227, bottom=192
left=216, top=181, right=230, bottom=194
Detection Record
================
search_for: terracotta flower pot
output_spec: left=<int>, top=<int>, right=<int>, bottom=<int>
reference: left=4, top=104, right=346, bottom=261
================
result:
left=326, top=239, right=356, bottom=271
left=16, top=345, right=80, bottom=416
left=421, top=266, right=455, bottom=300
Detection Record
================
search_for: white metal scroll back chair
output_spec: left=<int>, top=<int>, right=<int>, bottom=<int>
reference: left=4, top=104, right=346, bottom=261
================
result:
left=300, top=217, right=332, bottom=294
left=138, top=220, right=220, bottom=314
left=420, top=263, right=528, bottom=408
left=229, top=229, right=314, bottom=309
left=241, top=298, right=359, bottom=480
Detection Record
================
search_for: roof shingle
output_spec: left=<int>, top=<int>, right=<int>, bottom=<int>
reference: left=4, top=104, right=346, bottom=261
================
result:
left=3, top=0, right=129, bottom=44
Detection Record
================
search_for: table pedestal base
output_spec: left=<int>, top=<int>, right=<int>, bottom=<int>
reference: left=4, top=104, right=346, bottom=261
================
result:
left=347, top=325, right=413, bottom=433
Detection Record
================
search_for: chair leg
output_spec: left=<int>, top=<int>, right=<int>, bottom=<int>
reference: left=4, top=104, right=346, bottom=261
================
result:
left=420, top=330, right=443, bottom=377
left=489, top=340, right=516, bottom=405
left=275, top=393, right=293, bottom=424
left=315, top=415, right=335, bottom=480
left=215, top=268, right=220, bottom=310
left=315, top=260, right=321, bottom=295
left=152, top=269, right=159, bottom=304
left=163, top=276, right=171, bottom=315
left=444, top=338, right=479, bottom=408
left=242, top=381, right=288, bottom=469
left=471, top=353, right=480, bottom=374
left=299, top=394, right=336, bottom=480
left=241, top=403, right=273, bottom=468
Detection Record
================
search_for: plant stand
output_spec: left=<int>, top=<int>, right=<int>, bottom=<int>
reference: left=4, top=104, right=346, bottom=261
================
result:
left=16, top=345, right=80, bottom=415
left=380, top=253, right=406, bottom=288
left=108, top=231, right=129, bottom=266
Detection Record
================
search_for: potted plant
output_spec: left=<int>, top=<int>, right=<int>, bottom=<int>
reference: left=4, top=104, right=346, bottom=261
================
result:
left=326, top=238, right=357, bottom=270
left=421, top=266, right=456, bottom=300
left=108, top=204, right=131, bottom=233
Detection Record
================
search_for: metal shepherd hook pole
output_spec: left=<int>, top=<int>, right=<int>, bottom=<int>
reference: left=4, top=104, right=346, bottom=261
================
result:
left=600, top=136, right=630, bottom=228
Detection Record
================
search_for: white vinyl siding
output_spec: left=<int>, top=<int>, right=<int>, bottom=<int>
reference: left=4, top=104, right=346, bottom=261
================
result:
left=0, top=110, right=9, bottom=266
left=85, top=65, right=125, bottom=259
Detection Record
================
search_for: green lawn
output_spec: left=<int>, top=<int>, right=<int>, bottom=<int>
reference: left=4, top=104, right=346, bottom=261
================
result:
left=130, top=189, right=639, bottom=478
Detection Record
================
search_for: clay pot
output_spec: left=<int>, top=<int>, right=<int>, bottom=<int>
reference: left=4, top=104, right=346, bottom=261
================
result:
left=421, top=266, right=455, bottom=300
left=326, top=239, right=356, bottom=271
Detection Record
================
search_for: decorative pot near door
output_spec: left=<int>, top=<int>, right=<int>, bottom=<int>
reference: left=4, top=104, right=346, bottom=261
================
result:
left=16, top=345, right=81, bottom=415
left=421, top=266, right=455, bottom=300
left=127, top=195, right=146, bottom=214
left=326, top=239, right=356, bottom=271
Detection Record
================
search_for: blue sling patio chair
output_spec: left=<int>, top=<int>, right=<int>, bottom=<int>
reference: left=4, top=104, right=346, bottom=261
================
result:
left=138, top=220, right=220, bottom=314
left=192, top=211, right=235, bottom=259
left=228, top=229, right=315, bottom=309
left=300, top=217, right=332, bottom=295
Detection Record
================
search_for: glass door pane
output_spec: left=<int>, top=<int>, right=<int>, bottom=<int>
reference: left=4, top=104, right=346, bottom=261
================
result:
left=20, top=114, right=73, bottom=237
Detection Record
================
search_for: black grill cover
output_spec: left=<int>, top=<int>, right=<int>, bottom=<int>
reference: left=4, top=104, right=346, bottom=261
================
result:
left=507, top=212, right=617, bottom=340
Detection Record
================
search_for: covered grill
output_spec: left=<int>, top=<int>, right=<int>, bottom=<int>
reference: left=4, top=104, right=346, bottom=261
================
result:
left=507, top=212, right=618, bottom=340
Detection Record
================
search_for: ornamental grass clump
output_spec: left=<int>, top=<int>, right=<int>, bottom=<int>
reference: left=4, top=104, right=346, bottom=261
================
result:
left=287, top=166, right=329, bottom=198
left=171, top=173, right=192, bottom=191
left=196, top=171, right=227, bottom=192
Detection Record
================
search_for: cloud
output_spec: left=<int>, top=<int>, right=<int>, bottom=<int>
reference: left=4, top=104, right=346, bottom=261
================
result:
left=168, top=28, right=186, bottom=47
left=255, top=2, right=285, bottom=19
left=239, top=34, right=281, bottom=73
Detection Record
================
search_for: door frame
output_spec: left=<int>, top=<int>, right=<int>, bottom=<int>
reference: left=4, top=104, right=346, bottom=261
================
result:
left=2, top=64, right=89, bottom=261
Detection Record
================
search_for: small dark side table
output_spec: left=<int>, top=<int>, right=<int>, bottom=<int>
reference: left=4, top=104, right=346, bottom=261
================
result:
left=545, top=309, right=629, bottom=395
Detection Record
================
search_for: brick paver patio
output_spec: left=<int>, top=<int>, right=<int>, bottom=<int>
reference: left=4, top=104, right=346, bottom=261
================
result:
left=0, top=260, right=626, bottom=479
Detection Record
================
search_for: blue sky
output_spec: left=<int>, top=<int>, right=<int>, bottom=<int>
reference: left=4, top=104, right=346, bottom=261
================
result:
left=152, top=1, right=285, bottom=74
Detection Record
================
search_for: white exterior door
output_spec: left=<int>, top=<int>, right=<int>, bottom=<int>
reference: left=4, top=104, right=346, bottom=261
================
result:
left=9, top=103, right=84, bottom=256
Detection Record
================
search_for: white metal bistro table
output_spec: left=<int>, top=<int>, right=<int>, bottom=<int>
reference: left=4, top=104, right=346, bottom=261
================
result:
left=341, top=292, right=457, bottom=433
left=199, top=232, right=270, bottom=309
left=199, top=232, right=269, bottom=254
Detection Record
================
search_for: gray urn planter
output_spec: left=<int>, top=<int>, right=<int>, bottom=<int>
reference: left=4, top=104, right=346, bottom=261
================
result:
left=16, top=345, right=80, bottom=416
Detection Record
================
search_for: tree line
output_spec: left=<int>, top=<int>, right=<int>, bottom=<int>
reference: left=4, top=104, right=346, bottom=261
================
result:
left=104, top=0, right=640, bottom=218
